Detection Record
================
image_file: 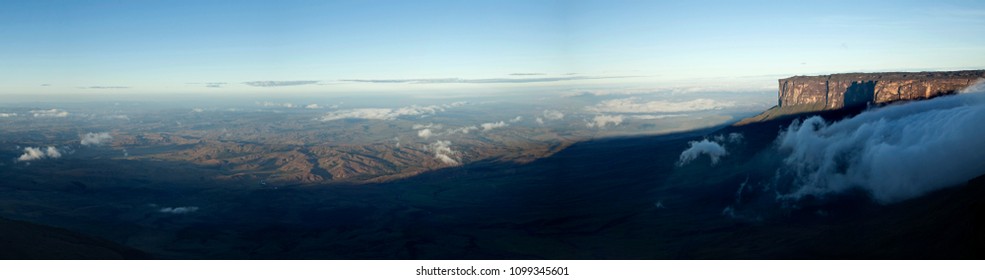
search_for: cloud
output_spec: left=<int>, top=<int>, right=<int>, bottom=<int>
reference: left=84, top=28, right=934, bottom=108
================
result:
left=480, top=121, right=508, bottom=131
left=31, top=109, right=68, bottom=117
left=319, top=102, right=465, bottom=122
left=191, top=108, right=205, bottom=113
left=537, top=109, right=565, bottom=124
left=82, top=86, right=129, bottom=89
left=445, top=126, right=478, bottom=135
left=629, top=114, right=688, bottom=120
left=412, top=123, right=441, bottom=130
left=305, top=103, right=322, bottom=109
left=257, top=101, right=296, bottom=108
left=159, top=206, right=199, bottom=214
left=587, top=97, right=734, bottom=113
left=509, top=73, right=546, bottom=76
left=774, top=86, right=985, bottom=204
left=243, top=80, right=320, bottom=87
left=585, top=114, right=624, bottom=128
left=510, top=116, right=523, bottom=123
left=677, top=139, right=728, bottom=166
left=341, top=75, right=634, bottom=84
left=80, top=132, right=112, bottom=146
left=188, top=82, right=227, bottom=88
left=417, top=128, right=433, bottom=139
left=428, top=140, right=460, bottom=165
left=40, top=84, right=51, bottom=86
left=16, top=146, right=62, bottom=162
left=542, top=109, right=565, bottom=121
left=0, top=113, right=17, bottom=117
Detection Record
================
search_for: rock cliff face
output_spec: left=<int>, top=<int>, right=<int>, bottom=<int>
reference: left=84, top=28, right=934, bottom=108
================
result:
left=738, top=70, right=985, bottom=124
left=778, top=70, right=985, bottom=109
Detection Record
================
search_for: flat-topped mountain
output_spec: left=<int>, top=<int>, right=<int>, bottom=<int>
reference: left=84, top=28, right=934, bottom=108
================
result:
left=738, top=70, right=985, bottom=124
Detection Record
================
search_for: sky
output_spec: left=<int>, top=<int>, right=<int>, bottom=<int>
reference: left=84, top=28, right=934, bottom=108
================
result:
left=1, top=0, right=984, bottom=96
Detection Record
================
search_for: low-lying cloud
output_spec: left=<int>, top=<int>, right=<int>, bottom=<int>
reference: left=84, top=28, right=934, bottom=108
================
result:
left=31, top=109, right=68, bottom=118
left=480, top=121, right=508, bottom=131
left=588, top=97, right=734, bottom=113
left=678, top=139, right=728, bottom=166
left=257, top=101, right=297, bottom=108
left=775, top=86, right=985, bottom=204
left=0, top=113, right=17, bottom=117
left=17, top=146, right=62, bottom=162
left=428, top=140, right=460, bottom=165
left=417, top=128, right=433, bottom=139
left=537, top=109, right=565, bottom=124
left=159, top=206, right=199, bottom=214
left=318, top=102, right=466, bottom=122
left=80, top=132, right=112, bottom=146
left=585, top=114, right=624, bottom=128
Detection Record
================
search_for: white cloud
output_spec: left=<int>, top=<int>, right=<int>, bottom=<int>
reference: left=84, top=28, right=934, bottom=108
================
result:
left=417, top=128, right=433, bottom=139
left=191, top=108, right=205, bottom=113
left=536, top=117, right=544, bottom=124
left=542, top=109, right=565, bottom=121
left=428, top=140, right=460, bottom=165
left=585, top=114, right=624, bottom=128
left=319, top=102, right=466, bottom=122
left=480, top=121, right=508, bottom=131
left=629, top=114, right=688, bottom=120
left=510, top=116, right=523, bottom=123
left=159, top=206, right=199, bottom=214
left=305, top=103, right=322, bottom=109
left=30, top=109, right=68, bottom=117
left=0, top=113, right=17, bottom=117
left=81, top=132, right=113, bottom=146
left=257, top=101, right=296, bottom=108
left=677, top=139, right=728, bottom=166
left=775, top=86, right=985, bottom=204
left=412, top=123, right=442, bottom=130
left=587, top=98, right=734, bottom=113
left=16, top=146, right=62, bottom=162
left=445, top=126, right=477, bottom=135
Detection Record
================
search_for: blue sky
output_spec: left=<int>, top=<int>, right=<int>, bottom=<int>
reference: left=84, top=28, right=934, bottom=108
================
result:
left=1, top=0, right=984, bottom=95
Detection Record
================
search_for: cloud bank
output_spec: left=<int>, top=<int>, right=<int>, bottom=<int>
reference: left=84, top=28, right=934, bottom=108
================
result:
left=588, top=98, right=734, bottom=113
left=678, top=139, right=728, bottom=166
left=81, top=132, right=112, bottom=146
left=775, top=87, right=985, bottom=203
left=0, top=113, right=17, bottom=117
left=318, top=102, right=465, bottom=122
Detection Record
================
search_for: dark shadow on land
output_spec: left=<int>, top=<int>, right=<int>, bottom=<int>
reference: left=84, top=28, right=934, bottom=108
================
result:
left=1, top=105, right=983, bottom=259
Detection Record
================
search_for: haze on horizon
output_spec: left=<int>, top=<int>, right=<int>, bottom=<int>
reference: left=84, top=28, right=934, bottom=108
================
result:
left=2, top=0, right=985, bottom=97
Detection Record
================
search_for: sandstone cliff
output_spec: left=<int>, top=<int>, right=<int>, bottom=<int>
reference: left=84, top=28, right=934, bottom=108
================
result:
left=737, top=70, right=985, bottom=125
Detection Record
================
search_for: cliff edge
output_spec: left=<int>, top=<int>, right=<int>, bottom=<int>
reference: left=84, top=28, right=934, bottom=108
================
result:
left=736, top=70, right=985, bottom=125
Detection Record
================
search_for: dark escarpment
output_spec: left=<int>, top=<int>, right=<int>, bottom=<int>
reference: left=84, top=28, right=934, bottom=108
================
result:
left=737, top=70, right=985, bottom=124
